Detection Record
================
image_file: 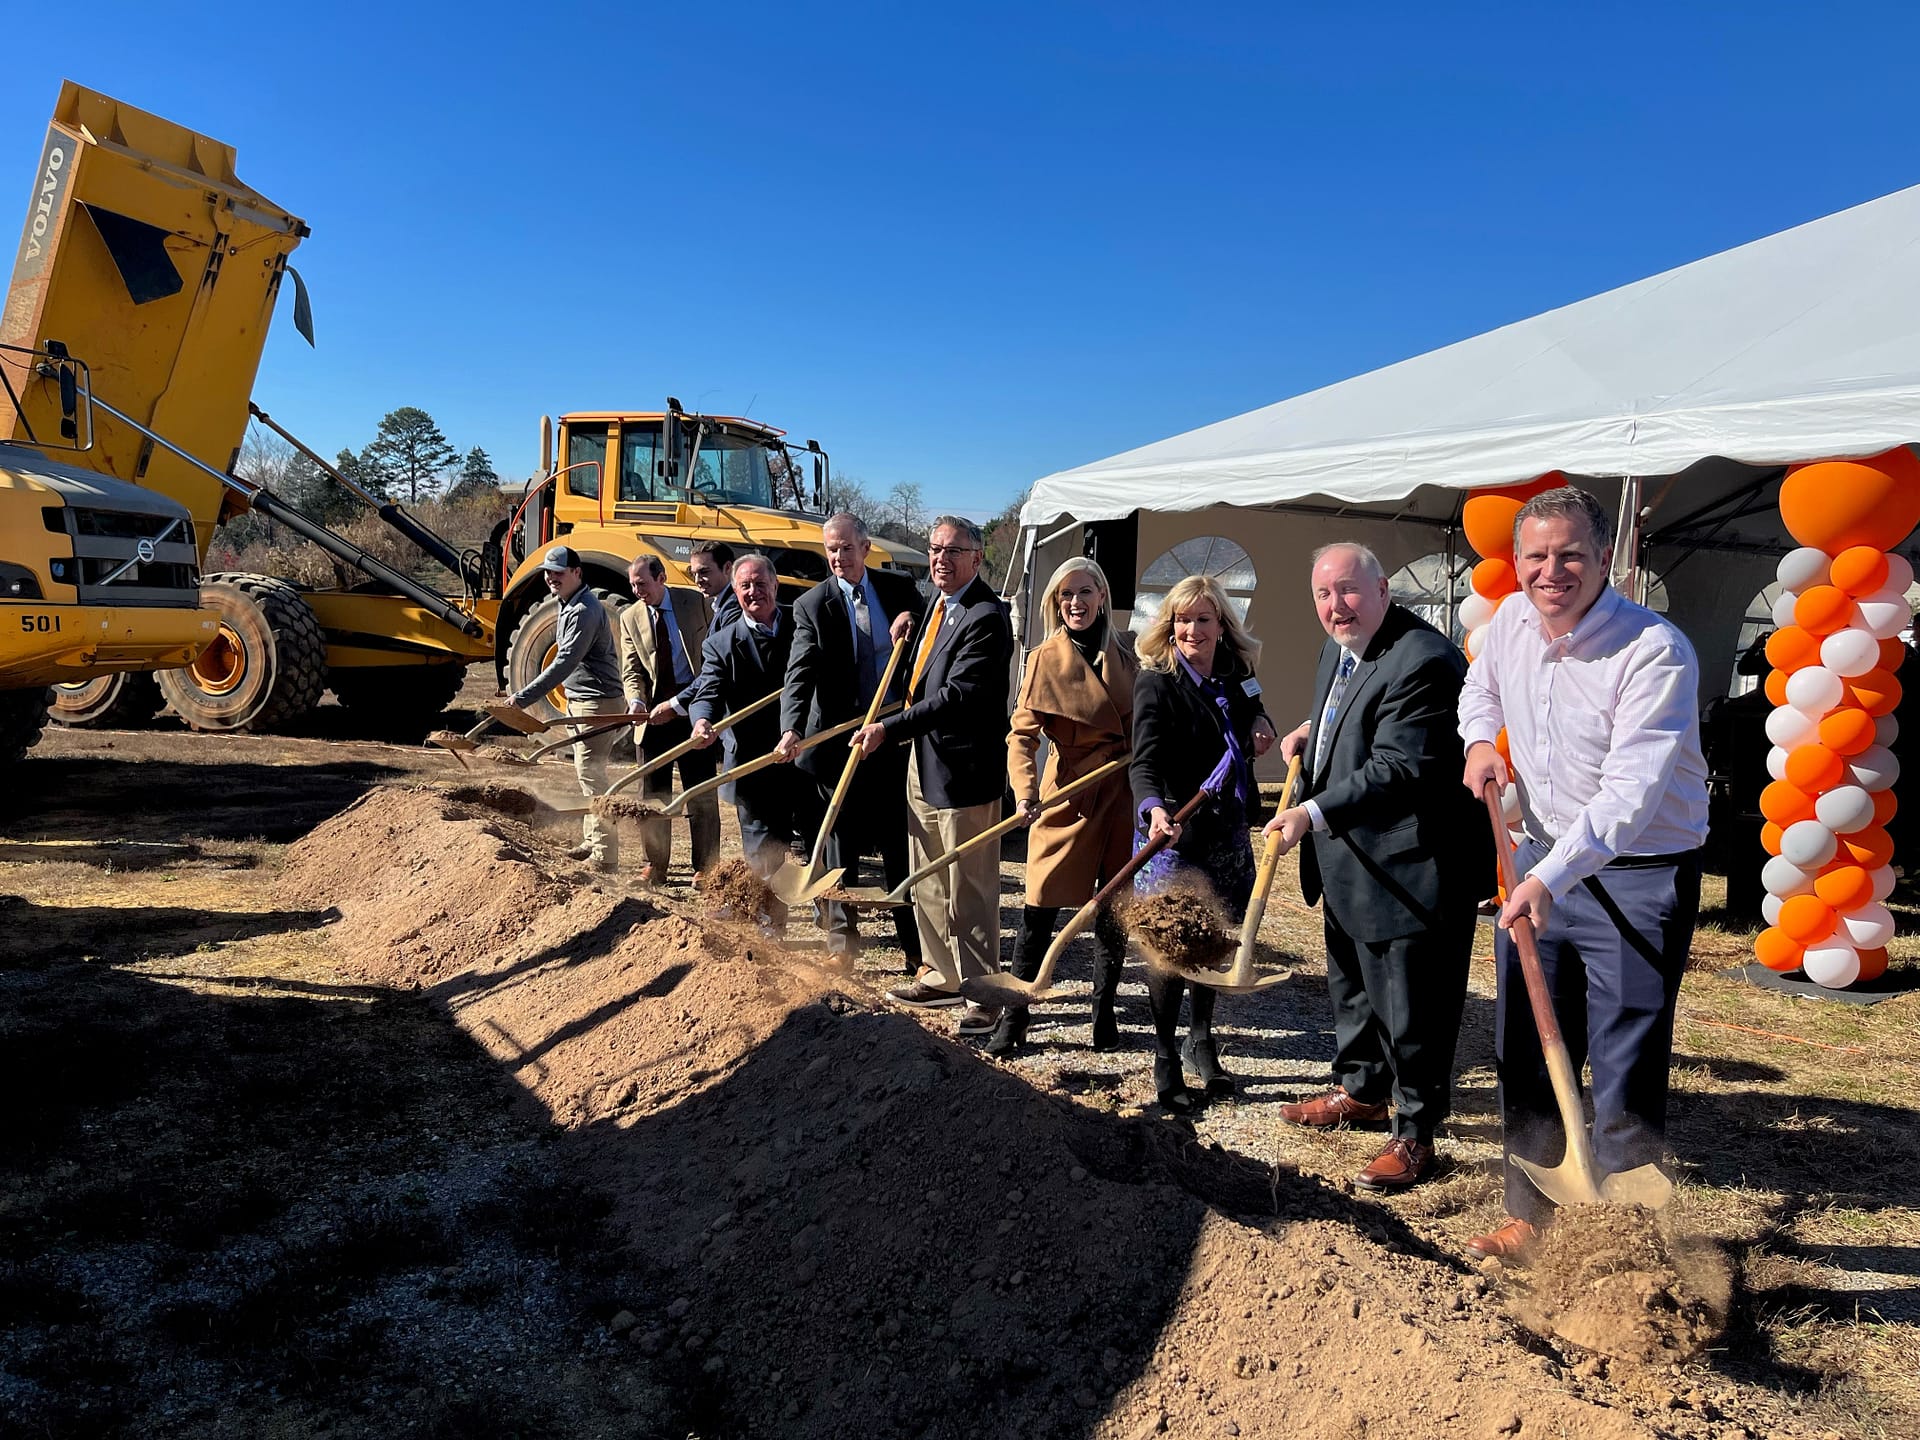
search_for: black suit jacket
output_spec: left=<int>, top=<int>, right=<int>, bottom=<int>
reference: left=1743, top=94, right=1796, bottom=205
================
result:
left=1129, top=652, right=1271, bottom=859
left=1299, top=603, right=1489, bottom=943
left=781, top=567, right=922, bottom=783
left=690, top=609, right=793, bottom=768
left=711, top=589, right=743, bottom=632
left=879, top=574, right=1014, bottom=810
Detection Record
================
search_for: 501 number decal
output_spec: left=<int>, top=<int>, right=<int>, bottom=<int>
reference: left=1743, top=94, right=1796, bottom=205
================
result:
left=19, top=614, right=62, bottom=632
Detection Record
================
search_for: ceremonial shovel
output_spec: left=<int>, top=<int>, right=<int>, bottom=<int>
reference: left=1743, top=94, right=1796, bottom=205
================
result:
left=494, top=710, right=652, bottom=767
left=598, top=689, right=786, bottom=802
left=769, top=633, right=912, bottom=907
left=833, top=757, right=1130, bottom=909
left=427, top=700, right=551, bottom=759
left=1481, top=779, right=1673, bottom=1211
left=1163, top=752, right=1302, bottom=993
left=961, top=776, right=1221, bottom=1008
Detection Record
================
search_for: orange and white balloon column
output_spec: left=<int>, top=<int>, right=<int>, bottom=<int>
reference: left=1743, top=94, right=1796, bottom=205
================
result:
left=1755, top=447, right=1920, bottom=989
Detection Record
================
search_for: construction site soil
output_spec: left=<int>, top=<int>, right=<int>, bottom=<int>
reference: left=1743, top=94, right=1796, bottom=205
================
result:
left=265, top=784, right=1794, bottom=1440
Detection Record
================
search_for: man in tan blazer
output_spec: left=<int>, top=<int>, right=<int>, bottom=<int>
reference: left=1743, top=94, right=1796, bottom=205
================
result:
left=619, top=554, right=719, bottom=882
left=991, top=556, right=1138, bottom=1054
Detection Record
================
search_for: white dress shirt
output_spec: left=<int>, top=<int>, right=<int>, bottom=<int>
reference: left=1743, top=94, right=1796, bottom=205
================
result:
left=1458, top=585, right=1709, bottom=900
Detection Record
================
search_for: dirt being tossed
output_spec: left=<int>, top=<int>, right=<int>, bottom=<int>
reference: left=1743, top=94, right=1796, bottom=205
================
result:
left=593, top=795, right=660, bottom=822
left=704, top=857, right=773, bottom=921
left=1125, top=884, right=1236, bottom=973
left=1511, top=1205, right=1731, bottom=1365
left=442, top=782, right=540, bottom=817
left=272, top=785, right=1756, bottom=1440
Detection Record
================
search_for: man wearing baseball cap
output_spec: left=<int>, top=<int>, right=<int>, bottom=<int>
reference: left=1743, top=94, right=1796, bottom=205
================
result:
left=507, top=545, right=627, bottom=871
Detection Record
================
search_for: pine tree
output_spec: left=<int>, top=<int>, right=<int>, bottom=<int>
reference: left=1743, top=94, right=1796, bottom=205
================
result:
left=447, top=445, right=500, bottom=501
left=366, top=407, right=459, bottom=504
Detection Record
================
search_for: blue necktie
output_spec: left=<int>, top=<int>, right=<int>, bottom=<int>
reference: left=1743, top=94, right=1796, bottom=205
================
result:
left=1314, top=652, right=1356, bottom=774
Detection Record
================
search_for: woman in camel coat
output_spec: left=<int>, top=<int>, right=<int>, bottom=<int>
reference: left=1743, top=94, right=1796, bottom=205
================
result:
left=989, top=556, right=1138, bottom=1056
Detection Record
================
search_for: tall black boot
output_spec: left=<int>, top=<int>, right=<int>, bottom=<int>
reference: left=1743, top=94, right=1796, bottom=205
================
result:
left=1181, top=984, right=1234, bottom=1095
left=1143, top=968, right=1195, bottom=1113
left=1090, top=903, right=1125, bottom=1052
left=986, top=905, right=1055, bottom=1057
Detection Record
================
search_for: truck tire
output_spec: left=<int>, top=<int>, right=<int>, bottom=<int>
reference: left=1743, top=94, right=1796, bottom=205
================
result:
left=503, top=589, right=628, bottom=723
left=157, top=573, right=328, bottom=732
left=50, top=672, right=165, bottom=728
left=0, top=687, right=51, bottom=766
left=328, top=662, right=467, bottom=741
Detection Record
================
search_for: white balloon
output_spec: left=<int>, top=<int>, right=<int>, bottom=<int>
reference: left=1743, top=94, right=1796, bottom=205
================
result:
left=1871, top=865, right=1898, bottom=902
left=1458, top=592, right=1497, bottom=631
left=1765, top=706, right=1820, bottom=749
left=1884, top=553, right=1914, bottom=595
left=1849, top=744, right=1900, bottom=793
left=1840, top=901, right=1895, bottom=949
left=1781, top=820, right=1838, bottom=869
left=1762, top=855, right=1817, bottom=898
left=1466, top=623, right=1490, bottom=657
left=1815, top=784, right=1876, bottom=835
left=1761, top=893, right=1785, bottom=926
left=1766, top=746, right=1790, bottom=781
left=1500, top=782, right=1521, bottom=824
left=1785, top=666, right=1845, bottom=716
left=1777, top=547, right=1832, bottom=591
left=1855, top=589, right=1912, bottom=640
left=1821, top=626, right=1882, bottom=678
left=1801, top=941, right=1861, bottom=989
left=1877, top=714, right=1900, bottom=747
left=1771, top=591, right=1801, bottom=629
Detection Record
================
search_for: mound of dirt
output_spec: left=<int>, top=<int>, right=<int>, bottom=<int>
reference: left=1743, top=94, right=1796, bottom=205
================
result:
left=1511, top=1205, right=1731, bottom=1365
left=442, top=782, right=540, bottom=817
left=1125, top=885, right=1235, bottom=973
left=273, top=785, right=1747, bottom=1439
left=704, top=858, right=773, bottom=921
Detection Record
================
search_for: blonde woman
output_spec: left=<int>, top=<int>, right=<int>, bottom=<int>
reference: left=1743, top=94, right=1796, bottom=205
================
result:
left=992, top=557, right=1140, bottom=1056
left=1131, top=574, right=1275, bottom=1111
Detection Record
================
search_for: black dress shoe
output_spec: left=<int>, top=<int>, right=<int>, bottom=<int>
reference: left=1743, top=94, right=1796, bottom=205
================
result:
left=1182, top=1033, right=1234, bottom=1096
left=1153, top=1056, right=1196, bottom=1114
left=982, top=1007, right=1029, bottom=1057
left=1090, top=1003, right=1119, bottom=1052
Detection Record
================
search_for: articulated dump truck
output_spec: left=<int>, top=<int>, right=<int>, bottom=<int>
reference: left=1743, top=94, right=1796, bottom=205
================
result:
left=0, top=83, right=923, bottom=767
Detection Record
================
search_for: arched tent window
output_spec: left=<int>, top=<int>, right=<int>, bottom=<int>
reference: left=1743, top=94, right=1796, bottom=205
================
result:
left=1130, top=536, right=1256, bottom=633
left=1388, top=553, right=1472, bottom=642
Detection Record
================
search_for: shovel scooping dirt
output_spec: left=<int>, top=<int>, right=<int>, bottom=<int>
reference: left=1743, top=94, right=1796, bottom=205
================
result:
left=1125, top=882, right=1237, bottom=975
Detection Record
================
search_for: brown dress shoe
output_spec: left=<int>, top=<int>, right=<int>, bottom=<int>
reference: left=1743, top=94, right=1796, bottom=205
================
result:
left=1278, top=1088, right=1390, bottom=1130
left=1355, top=1138, right=1435, bottom=1191
left=1464, top=1217, right=1538, bottom=1261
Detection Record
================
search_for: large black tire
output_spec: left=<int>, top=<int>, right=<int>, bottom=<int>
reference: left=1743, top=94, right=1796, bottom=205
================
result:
left=157, top=573, right=328, bottom=732
left=503, top=589, right=628, bottom=723
left=49, top=671, right=165, bottom=728
left=0, top=687, right=51, bottom=766
left=328, top=662, right=468, bottom=741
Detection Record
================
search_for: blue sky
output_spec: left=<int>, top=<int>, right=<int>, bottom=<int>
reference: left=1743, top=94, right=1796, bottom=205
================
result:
left=6, top=4, right=1919, bottom=520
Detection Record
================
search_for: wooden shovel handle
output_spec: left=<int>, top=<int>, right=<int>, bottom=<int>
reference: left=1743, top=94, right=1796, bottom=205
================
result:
left=1236, top=753, right=1303, bottom=955
left=663, top=702, right=901, bottom=815
left=804, top=633, right=912, bottom=867
left=1481, top=782, right=1574, bottom=1067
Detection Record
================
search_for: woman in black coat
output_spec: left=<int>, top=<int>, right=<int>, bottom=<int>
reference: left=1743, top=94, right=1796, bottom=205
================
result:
left=1131, top=574, right=1276, bottom=1112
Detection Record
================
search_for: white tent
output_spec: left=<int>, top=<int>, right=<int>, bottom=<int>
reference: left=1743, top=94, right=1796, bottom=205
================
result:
left=1024, top=182, right=1920, bottom=525
left=1014, top=183, right=1920, bottom=721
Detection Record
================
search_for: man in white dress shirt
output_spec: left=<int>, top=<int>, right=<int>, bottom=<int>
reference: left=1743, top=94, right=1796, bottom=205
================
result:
left=1458, top=486, right=1709, bottom=1261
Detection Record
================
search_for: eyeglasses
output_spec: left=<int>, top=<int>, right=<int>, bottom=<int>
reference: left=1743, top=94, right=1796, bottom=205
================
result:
left=927, top=545, right=980, bottom=557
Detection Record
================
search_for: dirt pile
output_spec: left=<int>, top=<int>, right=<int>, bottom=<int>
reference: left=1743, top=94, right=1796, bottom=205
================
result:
left=1510, top=1205, right=1731, bottom=1365
left=442, top=782, right=540, bottom=817
left=1125, top=885, right=1236, bottom=973
left=273, top=786, right=1752, bottom=1439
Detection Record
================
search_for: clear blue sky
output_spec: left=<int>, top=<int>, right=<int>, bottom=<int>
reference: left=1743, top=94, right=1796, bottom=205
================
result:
left=7, top=4, right=1918, bottom=521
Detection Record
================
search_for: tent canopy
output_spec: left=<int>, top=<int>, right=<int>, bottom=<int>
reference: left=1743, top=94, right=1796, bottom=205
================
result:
left=1023, top=183, right=1920, bottom=527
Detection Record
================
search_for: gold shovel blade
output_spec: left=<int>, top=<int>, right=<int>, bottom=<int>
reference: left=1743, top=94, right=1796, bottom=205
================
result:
left=1512, top=1155, right=1605, bottom=1209
left=483, top=702, right=548, bottom=736
left=428, top=732, right=479, bottom=753
left=1513, top=1153, right=1672, bottom=1212
left=768, top=859, right=846, bottom=908
left=959, top=972, right=1044, bottom=1007
left=1600, top=1164, right=1674, bottom=1210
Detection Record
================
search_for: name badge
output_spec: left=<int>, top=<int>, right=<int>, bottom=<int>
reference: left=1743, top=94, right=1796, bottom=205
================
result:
left=1242, top=678, right=1263, bottom=697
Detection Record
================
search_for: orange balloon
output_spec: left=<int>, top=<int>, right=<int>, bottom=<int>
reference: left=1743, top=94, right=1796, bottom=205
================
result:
left=1760, top=779, right=1818, bottom=826
left=1761, top=821, right=1785, bottom=856
left=1874, top=788, right=1899, bottom=827
left=1815, top=864, right=1875, bottom=911
left=1785, top=744, right=1845, bottom=793
left=1463, top=495, right=1523, bottom=560
left=1779, top=450, right=1920, bottom=554
left=1494, top=727, right=1511, bottom=763
left=1471, top=557, right=1518, bottom=599
left=1765, top=670, right=1792, bottom=706
left=1846, top=669, right=1903, bottom=717
left=1855, top=946, right=1889, bottom=983
left=1830, top=545, right=1891, bottom=597
left=1880, top=638, right=1907, bottom=672
left=1842, top=824, right=1895, bottom=870
left=1754, top=928, right=1806, bottom=973
left=1818, top=707, right=1878, bottom=757
left=1778, top=894, right=1837, bottom=944
left=1794, top=585, right=1857, bottom=636
left=1765, top=626, right=1823, bottom=673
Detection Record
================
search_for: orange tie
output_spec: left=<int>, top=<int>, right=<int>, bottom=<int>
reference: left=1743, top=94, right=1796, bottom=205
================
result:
left=908, top=597, right=946, bottom=695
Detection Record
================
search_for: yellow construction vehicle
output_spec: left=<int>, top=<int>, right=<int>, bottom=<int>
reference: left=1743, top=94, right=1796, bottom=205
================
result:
left=1, top=83, right=923, bottom=760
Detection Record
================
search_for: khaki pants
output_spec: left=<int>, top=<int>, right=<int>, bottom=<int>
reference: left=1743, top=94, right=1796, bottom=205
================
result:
left=568, top=695, right=628, bottom=865
left=907, top=751, right=1002, bottom=989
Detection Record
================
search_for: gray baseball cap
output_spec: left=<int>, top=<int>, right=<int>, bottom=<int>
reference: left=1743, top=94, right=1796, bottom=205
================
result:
left=535, top=543, right=581, bottom=573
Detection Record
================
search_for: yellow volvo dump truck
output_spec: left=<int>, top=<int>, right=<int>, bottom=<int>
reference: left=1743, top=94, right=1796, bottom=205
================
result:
left=0, top=83, right=923, bottom=761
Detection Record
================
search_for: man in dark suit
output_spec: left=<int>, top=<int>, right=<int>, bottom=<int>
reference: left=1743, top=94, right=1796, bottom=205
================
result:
left=690, top=553, right=796, bottom=933
left=1264, top=542, right=1487, bottom=1191
left=857, top=516, right=1015, bottom=1036
left=776, top=512, right=923, bottom=965
left=689, top=539, right=743, bottom=632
